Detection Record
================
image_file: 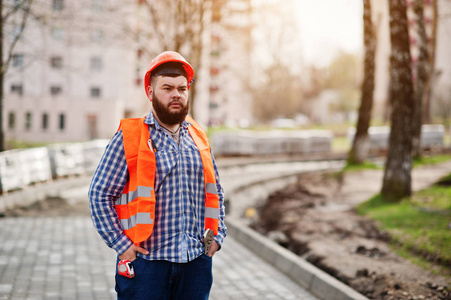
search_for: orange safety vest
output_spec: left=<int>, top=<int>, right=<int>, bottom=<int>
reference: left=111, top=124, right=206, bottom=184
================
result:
left=115, top=116, right=220, bottom=245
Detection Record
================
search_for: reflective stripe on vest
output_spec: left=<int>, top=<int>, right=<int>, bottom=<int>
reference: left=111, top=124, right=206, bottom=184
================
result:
left=116, top=116, right=220, bottom=244
left=115, top=186, right=153, bottom=205
left=120, top=212, right=154, bottom=230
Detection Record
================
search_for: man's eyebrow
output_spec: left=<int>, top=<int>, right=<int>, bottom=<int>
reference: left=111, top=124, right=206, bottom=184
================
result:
left=161, top=83, right=187, bottom=88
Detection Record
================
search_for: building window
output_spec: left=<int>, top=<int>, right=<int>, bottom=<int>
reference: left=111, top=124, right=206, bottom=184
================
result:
left=50, top=85, right=62, bottom=96
left=59, top=113, right=66, bottom=130
left=92, top=0, right=104, bottom=11
left=91, top=29, right=103, bottom=42
left=90, top=87, right=101, bottom=98
left=53, top=0, right=64, bottom=11
left=51, top=56, right=63, bottom=69
left=10, top=26, right=21, bottom=42
left=51, top=27, right=65, bottom=40
left=135, top=67, right=142, bottom=86
left=11, top=84, right=23, bottom=96
left=8, top=112, right=16, bottom=129
left=25, top=112, right=32, bottom=131
left=42, top=113, right=49, bottom=130
left=90, top=57, right=102, bottom=71
left=12, top=54, right=24, bottom=67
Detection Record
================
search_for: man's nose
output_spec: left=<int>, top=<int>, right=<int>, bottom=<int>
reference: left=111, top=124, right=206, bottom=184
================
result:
left=172, top=89, right=181, bottom=98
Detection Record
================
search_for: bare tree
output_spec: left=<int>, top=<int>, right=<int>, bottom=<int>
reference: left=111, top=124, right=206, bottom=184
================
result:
left=248, top=0, right=305, bottom=123
left=381, top=0, right=415, bottom=202
left=412, top=0, right=430, bottom=159
left=252, top=62, right=303, bottom=122
left=139, top=0, right=210, bottom=119
left=326, top=51, right=360, bottom=122
left=1, top=0, right=34, bottom=151
left=347, top=0, right=376, bottom=164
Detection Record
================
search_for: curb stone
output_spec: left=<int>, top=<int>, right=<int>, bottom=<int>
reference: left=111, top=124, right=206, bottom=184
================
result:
left=0, top=176, right=91, bottom=215
left=226, top=217, right=369, bottom=300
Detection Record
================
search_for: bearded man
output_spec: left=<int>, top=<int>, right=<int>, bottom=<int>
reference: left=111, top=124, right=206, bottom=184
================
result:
left=89, top=51, right=227, bottom=300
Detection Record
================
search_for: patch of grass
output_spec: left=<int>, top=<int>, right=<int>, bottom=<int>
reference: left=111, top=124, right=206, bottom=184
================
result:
left=413, top=154, right=451, bottom=168
left=343, top=161, right=381, bottom=172
left=438, top=173, right=451, bottom=185
left=357, top=189, right=451, bottom=276
left=412, top=185, right=451, bottom=211
left=357, top=194, right=390, bottom=213
left=6, top=140, right=49, bottom=150
left=395, top=247, right=450, bottom=277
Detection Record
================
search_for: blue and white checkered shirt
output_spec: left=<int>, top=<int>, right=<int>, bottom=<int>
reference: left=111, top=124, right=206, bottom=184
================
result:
left=89, top=111, right=226, bottom=263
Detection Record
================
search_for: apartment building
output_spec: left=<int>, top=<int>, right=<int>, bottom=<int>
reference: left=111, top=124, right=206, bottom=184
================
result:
left=207, top=0, right=253, bottom=127
left=3, top=0, right=259, bottom=144
left=3, top=0, right=300, bottom=144
left=3, top=0, right=144, bottom=144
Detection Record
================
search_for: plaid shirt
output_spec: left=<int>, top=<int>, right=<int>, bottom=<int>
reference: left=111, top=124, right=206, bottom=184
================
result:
left=89, top=112, right=226, bottom=263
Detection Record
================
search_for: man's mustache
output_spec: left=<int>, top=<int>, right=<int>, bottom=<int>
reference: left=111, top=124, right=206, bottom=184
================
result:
left=169, top=100, right=183, bottom=106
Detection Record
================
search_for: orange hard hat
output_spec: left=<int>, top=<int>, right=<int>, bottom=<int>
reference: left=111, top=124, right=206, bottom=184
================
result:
left=144, top=51, right=194, bottom=98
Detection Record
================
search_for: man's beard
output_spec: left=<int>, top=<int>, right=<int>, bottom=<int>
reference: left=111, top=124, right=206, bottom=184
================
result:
left=152, top=94, right=189, bottom=125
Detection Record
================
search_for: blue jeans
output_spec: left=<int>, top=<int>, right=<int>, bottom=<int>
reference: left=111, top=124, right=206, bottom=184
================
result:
left=115, top=254, right=213, bottom=300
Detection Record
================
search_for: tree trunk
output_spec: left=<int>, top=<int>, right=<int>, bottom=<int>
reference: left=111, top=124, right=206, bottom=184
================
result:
left=0, top=0, right=4, bottom=152
left=347, top=0, right=376, bottom=164
left=381, top=0, right=415, bottom=202
left=412, top=0, right=430, bottom=159
left=422, top=0, right=437, bottom=123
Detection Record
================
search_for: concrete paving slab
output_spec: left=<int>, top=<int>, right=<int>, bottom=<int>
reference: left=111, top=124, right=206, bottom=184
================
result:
left=0, top=217, right=318, bottom=300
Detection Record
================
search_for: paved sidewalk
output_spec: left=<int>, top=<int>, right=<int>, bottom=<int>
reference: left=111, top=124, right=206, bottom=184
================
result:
left=0, top=216, right=317, bottom=300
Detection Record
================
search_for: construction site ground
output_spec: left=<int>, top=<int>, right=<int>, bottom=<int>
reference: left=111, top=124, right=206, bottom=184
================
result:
left=252, top=161, right=451, bottom=300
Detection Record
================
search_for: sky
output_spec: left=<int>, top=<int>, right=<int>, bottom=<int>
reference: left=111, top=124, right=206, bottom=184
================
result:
left=294, top=0, right=363, bottom=67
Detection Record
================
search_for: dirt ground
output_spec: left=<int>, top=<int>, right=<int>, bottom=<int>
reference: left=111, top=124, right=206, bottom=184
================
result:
left=251, top=167, right=451, bottom=300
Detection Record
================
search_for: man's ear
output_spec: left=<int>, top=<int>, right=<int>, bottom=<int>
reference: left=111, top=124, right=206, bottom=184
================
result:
left=147, top=86, right=153, bottom=101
